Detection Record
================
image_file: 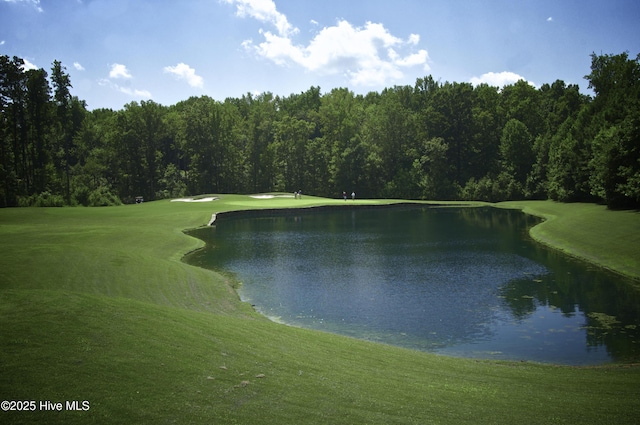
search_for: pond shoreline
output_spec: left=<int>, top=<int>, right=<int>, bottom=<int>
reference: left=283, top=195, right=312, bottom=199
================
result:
left=190, top=203, right=640, bottom=364
left=498, top=201, right=640, bottom=283
left=208, top=201, right=474, bottom=223
left=205, top=199, right=640, bottom=283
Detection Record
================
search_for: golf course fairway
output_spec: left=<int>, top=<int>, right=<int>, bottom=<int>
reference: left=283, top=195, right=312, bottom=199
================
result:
left=1, top=195, right=638, bottom=424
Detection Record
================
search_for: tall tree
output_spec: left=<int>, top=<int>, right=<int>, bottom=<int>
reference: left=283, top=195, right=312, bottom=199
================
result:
left=423, top=82, right=475, bottom=189
left=364, top=88, right=416, bottom=197
left=411, top=136, right=450, bottom=199
left=1, top=56, right=29, bottom=204
left=471, top=83, right=502, bottom=179
left=501, top=80, right=544, bottom=137
left=51, top=60, right=74, bottom=203
left=499, top=118, right=533, bottom=198
left=115, top=100, right=166, bottom=200
left=241, top=92, right=277, bottom=192
left=25, top=68, right=52, bottom=195
left=272, top=114, right=315, bottom=192
left=585, top=52, right=640, bottom=208
left=319, top=88, right=364, bottom=195
left=589, top=111, right=640, bottom=208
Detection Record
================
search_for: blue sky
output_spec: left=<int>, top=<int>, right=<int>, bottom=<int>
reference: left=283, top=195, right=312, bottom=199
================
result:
left=2, top=0, right=639, bottom=110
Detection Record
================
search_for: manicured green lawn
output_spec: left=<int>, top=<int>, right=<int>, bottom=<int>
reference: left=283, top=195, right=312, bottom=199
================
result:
left=500, top=200, right=640, bottom=282
left=1, top=195, right=639, bottom=424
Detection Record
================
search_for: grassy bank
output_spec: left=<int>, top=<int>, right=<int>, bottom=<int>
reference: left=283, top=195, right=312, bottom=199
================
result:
left=1, top=195, right=639, bottom=424
left=499, top=200, right=640, bottom=282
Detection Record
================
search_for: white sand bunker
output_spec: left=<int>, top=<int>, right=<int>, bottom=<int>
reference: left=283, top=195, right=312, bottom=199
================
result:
left=171, top=196, right=219, bottom=202
left=249, top=194, right=294, bottom=199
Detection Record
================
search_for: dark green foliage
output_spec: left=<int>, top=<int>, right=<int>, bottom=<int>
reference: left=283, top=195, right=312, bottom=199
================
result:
left=1, top=52, right=639, bottom=208
left=585, top=52, right=640, bottom=208
left=589, top=114, right=640, bottom=208
left=87, top=184, right=122, bottom=207
left=18, top=190, right=65, bottom=207
left=500, top=118, right=533, bottom=195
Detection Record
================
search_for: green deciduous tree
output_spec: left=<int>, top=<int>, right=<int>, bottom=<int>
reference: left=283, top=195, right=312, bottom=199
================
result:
left=2, top=52, right=639, bottom=208
left=584, top=52, right=640, bottom=208
left=499, top=118, right=533, bottom=198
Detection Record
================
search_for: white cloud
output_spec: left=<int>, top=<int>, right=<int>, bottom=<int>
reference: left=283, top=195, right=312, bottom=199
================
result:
left=118, top=86, right=152, bottom=98
left=109, top=63, right=132, bottom=79
left=225, top=0, right=429, bottom=87
left=21, top=58, right=38, bottom=71
left=223, top=0, right=297, bottom=37
left=469, top=71, right=534, bottom=88
left=251, top=20, right=430, bottom=86
left=98, top=78, right=152, bottom=99
left=3, top=0, right=43, bottom=12
left=547, top=16, right=553, bottom=22
left=0, top=40, right=5, bottom=45
left=100, top=64, right=151, bottom=99
left=163, top=63, right=204, bottom=88
left=73, top=62, right=85, bottom=71
left=393, top=50, right=429, bottom=67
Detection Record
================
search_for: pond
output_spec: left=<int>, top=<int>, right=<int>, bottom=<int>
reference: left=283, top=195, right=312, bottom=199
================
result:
left=185, top=206, right=640, bottom=365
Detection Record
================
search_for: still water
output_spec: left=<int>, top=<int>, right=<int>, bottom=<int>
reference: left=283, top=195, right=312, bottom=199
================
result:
left=186, top=206, right=640, bottom=365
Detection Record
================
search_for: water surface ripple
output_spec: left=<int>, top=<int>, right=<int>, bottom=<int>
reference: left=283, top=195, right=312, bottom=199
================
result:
left=186, top=206, right=640, bottom=365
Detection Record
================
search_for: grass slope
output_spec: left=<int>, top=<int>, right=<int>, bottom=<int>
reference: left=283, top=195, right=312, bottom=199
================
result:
left=500, top=200, right=640, bottom=282
left=1, top=195, right=639, bottom=424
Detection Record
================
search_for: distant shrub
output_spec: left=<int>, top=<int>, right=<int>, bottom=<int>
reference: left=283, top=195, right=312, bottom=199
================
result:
left=18, top=191, right=65, bottom=207
left=88, top=186, right=122, bottom=207
left=72, top=184, right=91, bottom=206
left=462, top=173, right=526, bottom=202
left=462, top=177, right=495, bottom=202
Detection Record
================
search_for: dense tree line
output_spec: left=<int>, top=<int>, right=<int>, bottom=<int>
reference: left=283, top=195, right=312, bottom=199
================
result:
left=1, top=52, right=639, bottom=208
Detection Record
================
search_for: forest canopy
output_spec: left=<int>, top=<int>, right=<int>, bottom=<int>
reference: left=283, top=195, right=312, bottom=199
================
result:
left=1, top=52, right=639, bottom=208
